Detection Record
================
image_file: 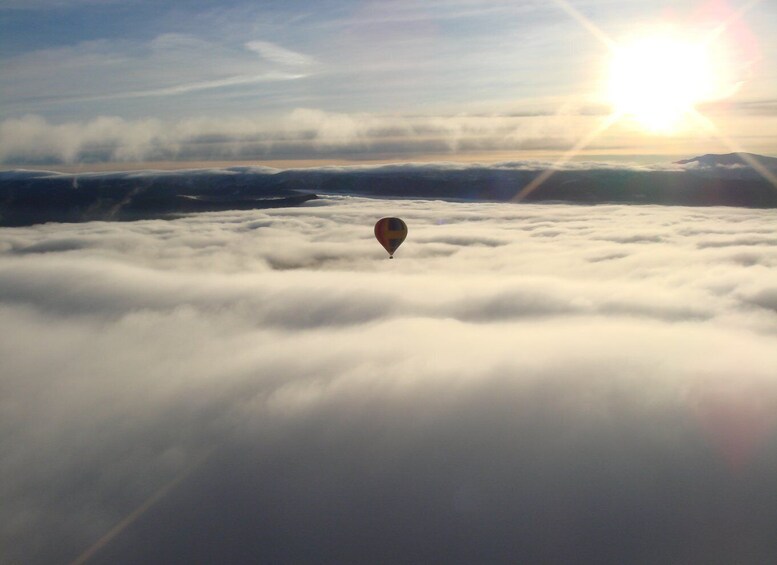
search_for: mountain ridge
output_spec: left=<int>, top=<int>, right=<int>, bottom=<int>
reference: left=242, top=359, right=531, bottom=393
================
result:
left=2, top=154, right=776, bottom=226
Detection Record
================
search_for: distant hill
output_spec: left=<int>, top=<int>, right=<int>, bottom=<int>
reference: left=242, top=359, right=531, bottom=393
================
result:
left=675, top=152, right=777, bottom=168
left=0, top=169, right=318, bottom=227
left=2, top=154, right=777, bottom=226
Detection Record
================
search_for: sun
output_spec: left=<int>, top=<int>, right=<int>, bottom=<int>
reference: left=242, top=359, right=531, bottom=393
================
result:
left=606, top=32, right=724, bottom=133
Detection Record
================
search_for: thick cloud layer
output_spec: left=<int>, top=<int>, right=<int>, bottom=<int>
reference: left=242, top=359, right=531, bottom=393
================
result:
left=2, top=198, right=777, bottom=564
left=0, top=111, right=602, bottom=164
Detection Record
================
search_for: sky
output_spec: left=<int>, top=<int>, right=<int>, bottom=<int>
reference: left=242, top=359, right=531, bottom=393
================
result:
left=1, top=0, right=776, bottom=166
left=3, top=196, right=777, bottom=563
left=3, top=3, right=777, bottom=563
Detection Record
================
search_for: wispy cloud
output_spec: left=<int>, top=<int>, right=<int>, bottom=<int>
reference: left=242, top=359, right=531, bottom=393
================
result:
left=77, top=72, right=306, bottom=102
left=0, top=34, right=312, bottom=114
left=245, top=40, right=315, bottom=67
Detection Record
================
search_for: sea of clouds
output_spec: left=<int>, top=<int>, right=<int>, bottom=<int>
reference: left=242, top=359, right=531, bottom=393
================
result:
left=2, top=197, right=777, bottom=564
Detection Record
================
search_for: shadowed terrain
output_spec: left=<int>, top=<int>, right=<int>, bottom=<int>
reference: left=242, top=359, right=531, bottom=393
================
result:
left=1, top=153, right=776, bottom=227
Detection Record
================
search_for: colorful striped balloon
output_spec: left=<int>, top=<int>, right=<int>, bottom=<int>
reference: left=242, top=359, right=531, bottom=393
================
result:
left=374, top=217, right=407, bottom=258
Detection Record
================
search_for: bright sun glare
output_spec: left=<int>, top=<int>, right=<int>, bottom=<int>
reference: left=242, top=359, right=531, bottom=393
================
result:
left=607, top=33, right=725, bottom=133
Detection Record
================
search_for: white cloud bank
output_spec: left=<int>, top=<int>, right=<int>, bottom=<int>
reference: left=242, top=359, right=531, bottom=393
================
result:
left=2, top=198, right=777, bottom=564
left=0, top=110, right=604, bottom=164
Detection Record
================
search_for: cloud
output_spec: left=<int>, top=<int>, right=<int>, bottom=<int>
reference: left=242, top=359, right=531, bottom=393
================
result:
left=0, top=34, right=308, bottom=114
left=2, top=197, right=777, bottom=564
left=0, top=109, right=611, bottom=164
left=0, top=115, right=171, bottom=163
left=98, top=72, right=305, bottom=101
left=245, top=40, right=314, bottom=67
left=734, top=99, right=777, bottom=116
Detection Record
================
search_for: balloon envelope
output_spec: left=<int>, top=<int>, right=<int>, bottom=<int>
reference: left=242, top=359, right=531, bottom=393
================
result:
left=374, top=217, right=407, bottom=257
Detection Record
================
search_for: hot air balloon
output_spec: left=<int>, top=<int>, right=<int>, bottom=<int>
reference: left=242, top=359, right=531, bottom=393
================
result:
left=374, top=217, right=407, bottom=258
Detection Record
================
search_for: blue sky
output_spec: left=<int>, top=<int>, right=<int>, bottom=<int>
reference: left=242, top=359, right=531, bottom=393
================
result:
left=1, top=0, right=776, bottom=166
